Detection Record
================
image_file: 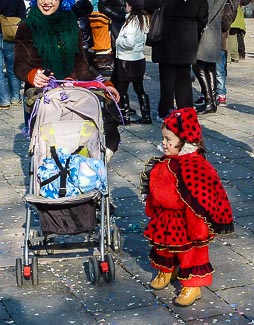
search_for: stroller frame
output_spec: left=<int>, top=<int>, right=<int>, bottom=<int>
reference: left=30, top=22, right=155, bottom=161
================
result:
left=16, top=84, right=121, bottom=287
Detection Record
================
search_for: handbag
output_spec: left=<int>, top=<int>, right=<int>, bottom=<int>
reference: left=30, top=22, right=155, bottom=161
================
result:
left=146, top=0, right=166, bottom=47
left=0, top=15, right=21, bottom=42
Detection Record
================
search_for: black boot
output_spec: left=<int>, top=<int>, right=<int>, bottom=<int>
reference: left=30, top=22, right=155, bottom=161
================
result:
left=120, top=94, right=130, bottom=125
left=134, top=94, right=152, bottom=124
left=207, top=63, right=217, bottom=112
left=193, top=62, right=217, bottom=115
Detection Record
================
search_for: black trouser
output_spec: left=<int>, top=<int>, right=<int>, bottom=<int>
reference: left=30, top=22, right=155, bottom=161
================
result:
left=237, top=32, right=245, bottom=58
left=117, top=80, right=145, bottom=98
left=230, top=27, right=246, bottom=59
left=158, top=63, right=193, bottom=118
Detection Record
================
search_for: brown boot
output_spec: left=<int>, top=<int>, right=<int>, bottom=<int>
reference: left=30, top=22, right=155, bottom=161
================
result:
left=150, top=270, right=177, bottom=290
left=174, top=287, right=202, bottom=307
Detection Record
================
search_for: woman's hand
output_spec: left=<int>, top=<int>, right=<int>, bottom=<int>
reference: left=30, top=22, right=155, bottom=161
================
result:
left=33, top=70, right=51, bottom=88
left=106, top=86, right=120, bottom=102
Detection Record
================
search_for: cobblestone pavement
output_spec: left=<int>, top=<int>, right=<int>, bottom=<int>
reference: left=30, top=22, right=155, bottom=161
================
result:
left=0, top=19, right=253, bottom=325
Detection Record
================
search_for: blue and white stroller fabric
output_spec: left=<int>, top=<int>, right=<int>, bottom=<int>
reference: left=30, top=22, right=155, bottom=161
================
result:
left=37, top=148, right=107, bottom=199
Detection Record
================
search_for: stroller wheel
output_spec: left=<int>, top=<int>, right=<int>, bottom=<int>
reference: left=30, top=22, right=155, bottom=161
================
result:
left=88, top=256, right=100, bottom=285
left=15, top=258, right=23, bottom=287
left=111, top=226, right=121, bottom=253
left=102, top=253, right=115, bottom=283
left=31, top=256, right=39, bottom=286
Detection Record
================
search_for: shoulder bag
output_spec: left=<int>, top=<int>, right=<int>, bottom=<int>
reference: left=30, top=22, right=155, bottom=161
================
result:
left=0, top=15, right=21, bottom=42
left=146, top=0, right=166, bottom=47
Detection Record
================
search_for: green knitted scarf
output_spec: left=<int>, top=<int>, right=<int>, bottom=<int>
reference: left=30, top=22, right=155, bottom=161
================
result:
left=26, top=7, right=79, bottom=79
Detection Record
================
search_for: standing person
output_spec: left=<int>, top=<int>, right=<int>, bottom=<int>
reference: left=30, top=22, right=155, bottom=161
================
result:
left=144, top=0, right=209, bottom=120
left=99, top=0, right=136, bottom=116
left=14, top=0, right=120, bottom=158
left=140, top=107, right=234, bottom=307
left=116, top=0, right=151, bottom=124
left=73, top=0, right=94, bottom=63
left=216, top=0, right=238, bottom=107
left=98, top=0, right=125, bottom=85
left=0, top=0, right=26, bottom=110
left=228, top=0, right=250, bottom=62
left=193, top=0, right=226, bottom=115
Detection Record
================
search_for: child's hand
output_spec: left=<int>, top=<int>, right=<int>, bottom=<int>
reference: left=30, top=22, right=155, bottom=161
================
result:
left=106, top=86, right=120, bottom=102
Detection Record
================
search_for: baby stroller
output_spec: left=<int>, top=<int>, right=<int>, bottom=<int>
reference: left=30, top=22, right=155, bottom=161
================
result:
left=15, top=80, right=121, bottom=287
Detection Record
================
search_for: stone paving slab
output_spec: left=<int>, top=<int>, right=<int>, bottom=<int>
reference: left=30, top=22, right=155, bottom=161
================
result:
left=208, top=239, right=254, bottom=290
left=216, top=284, right=254, bottom=321
left=0, top=182, right=21, bottom=204
left=187, top=314, right=251, bottom=325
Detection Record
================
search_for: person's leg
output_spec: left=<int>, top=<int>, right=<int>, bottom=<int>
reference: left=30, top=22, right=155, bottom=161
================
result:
left=192, top=61, right=217, bottom=114
left=149, top=246, right=179, bottom=289
left=118, top=80, right=131, bottom=124
left=216, top=50, right=227, bottom=106
left=175, top=64, right=193, bottom=109
left=133, top=81, right=151, bottom=124
left=103, top=110, right=120, bottom=160
left=206, top=62, right=217, bottom=103
left=110, top=55, right=119, bottom=87
left=216, top=51, right=227, bottom=96
left=192, top=61, right=207, bottom=96
left=237, top=31, right=246, bottom=59
left=174, top=245, right=213, bottom=306
left=158, top=63, right=176, bottom=118
left=228, top=29, right=239, bottom=62
left=4, top=40, right=21, bottom=104
left=0, top=36, right=11, bottom=107
left=177, top=245, right=213, bottom=287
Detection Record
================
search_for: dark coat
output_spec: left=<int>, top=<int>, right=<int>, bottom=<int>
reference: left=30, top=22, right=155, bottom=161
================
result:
left=73, top=0, right=94, bottom=49
left=0, top=0, right=26, bottom=34
left=98, top=0, right=126, bottom=47
left=144, top=0, right=209, bottom=65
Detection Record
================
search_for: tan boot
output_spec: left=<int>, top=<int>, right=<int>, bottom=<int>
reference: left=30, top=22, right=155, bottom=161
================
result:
left=174, top=287, right=202, bottom=307
left=150, top=270, right=177, bottom=290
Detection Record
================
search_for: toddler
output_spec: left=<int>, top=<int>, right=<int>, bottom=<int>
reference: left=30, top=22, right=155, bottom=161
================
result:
left=140, top=107, right=234, bottom=307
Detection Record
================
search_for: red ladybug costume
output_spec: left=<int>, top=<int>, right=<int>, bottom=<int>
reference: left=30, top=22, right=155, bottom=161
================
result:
left=141, top=108, right=234, bottom=287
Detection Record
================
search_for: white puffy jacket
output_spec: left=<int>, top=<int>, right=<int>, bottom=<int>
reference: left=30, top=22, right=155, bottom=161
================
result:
left=116, top=15, right=149, bottom=61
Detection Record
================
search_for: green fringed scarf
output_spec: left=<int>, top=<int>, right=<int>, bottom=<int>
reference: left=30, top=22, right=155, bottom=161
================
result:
left=26, top=7, right=79, bottom=79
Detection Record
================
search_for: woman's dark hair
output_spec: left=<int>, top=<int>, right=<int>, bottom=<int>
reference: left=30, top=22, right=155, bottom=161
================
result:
left=124, top=8, right=150, bottom=31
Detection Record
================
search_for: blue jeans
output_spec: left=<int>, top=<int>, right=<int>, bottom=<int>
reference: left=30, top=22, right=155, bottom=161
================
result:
left=216, top=50, right=227, bottom=96
left=0, top=35, right=21, bottom=105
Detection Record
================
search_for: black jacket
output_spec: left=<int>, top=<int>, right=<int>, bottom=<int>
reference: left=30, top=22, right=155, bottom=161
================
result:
left=73, top=0, right=94, bottom=49
left=0, top=0, right=26, bottom=34
left=144, top=0, right=209, bottom=65
left=98, top=0, right=126, bottom=23
left=98, top=0, right=126, bottom=47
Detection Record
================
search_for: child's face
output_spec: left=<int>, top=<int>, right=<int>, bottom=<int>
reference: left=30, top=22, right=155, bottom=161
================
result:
left=161, top=128, right=181, bottom=156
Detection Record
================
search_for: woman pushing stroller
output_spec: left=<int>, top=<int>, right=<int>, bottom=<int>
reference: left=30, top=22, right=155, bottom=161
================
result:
left=14, top=0, right=120, bottom=159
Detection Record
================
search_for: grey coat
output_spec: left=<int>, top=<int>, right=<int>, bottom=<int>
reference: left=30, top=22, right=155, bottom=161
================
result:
left=197, top=0, right=226, bottom=62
